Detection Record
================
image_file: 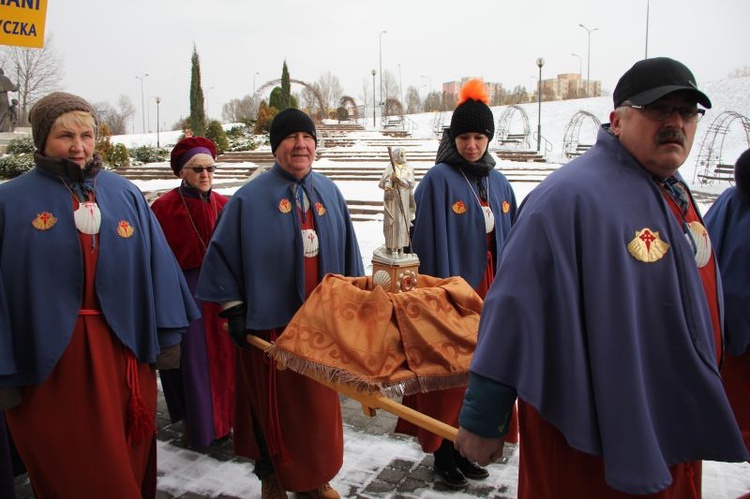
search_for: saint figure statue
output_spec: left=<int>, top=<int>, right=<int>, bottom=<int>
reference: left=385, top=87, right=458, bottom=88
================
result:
left=379, top=146, right=416, bottom=254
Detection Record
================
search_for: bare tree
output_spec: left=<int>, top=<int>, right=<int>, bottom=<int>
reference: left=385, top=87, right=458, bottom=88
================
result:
left=315, top=72, right=343, bottom=115
left=405, top=85, right=422, bottom=114
left=1, top=36, right=64, bottom=126
left=299, top=85, right=318, bottom=112
left=222, top=95, right=255, bottom=123
left=382, top=70, right=399, bottom=103
left=95, top=95, right=136, bottom=135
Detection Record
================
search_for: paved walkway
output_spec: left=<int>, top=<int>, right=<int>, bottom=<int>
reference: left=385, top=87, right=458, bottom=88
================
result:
left=13, top=390, right=518, bottom=498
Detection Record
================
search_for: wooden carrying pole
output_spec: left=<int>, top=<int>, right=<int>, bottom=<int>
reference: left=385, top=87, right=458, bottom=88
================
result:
left=246, top=334, right=459, bottom=442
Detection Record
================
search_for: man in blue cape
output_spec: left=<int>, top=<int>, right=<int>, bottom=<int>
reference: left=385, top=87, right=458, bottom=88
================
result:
left=455, top=58, right=749, bottom=497
left=196, top=108, right=363, bottom=499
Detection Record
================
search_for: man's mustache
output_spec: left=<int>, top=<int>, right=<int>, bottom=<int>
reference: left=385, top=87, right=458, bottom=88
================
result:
left=656, top=129, right=686, bottom=145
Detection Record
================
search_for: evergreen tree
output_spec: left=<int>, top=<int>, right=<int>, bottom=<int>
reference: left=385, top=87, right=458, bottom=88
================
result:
left=205, top=120, right=229, bottom=155
left=189, top=45, right=207, bottom=136
left=280, top=61, right=291, bottom=110
left=269, top=87, right=284, bottom=111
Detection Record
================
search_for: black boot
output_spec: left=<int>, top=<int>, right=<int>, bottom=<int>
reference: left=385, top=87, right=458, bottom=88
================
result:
left=453, top=447, right=490, bottom=480
left=433, top=439, right=468, bottom=489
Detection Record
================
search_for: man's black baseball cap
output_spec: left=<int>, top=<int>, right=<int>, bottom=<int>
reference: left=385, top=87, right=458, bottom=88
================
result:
left=613, top=57, right=711, bottom=109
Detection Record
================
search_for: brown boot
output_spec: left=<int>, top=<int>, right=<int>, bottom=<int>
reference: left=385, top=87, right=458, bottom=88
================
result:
left=299, top=482, right=340, bottom=499
left=261, top=474, right=288, bottom=499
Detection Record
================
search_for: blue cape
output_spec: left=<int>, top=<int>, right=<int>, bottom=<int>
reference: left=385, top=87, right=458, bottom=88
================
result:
left=0, top=167, right=200, bottom=385
left=471, top=127, right=748, bottom=493
left=411, top=163, right=516, bottom=287
left=704, top=186, right=750, bottom=356
left=196, top=164, right=364, bottom=330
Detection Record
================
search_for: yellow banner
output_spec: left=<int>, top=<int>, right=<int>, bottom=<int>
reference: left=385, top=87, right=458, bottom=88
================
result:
left=0, top=0, right=48, bottom=48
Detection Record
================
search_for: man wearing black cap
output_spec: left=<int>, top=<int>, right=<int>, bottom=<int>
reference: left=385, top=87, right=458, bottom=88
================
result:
left=196, top=108, right=364, bottom=499
left=454, top=57, right=749, bottom=497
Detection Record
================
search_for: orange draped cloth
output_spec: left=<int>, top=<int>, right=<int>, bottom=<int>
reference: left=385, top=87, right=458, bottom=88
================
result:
left=267, top=273, right=482, bottom=398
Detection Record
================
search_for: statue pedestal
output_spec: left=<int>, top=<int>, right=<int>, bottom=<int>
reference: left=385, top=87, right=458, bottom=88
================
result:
left=372, top=246, right=420, bottom=294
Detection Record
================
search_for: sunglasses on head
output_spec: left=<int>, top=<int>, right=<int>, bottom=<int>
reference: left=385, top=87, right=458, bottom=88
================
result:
left=188, top=165, right=215, bottom=173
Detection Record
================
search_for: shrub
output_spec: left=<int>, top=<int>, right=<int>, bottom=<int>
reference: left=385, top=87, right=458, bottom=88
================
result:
left=254, top=101, right=277, bottom=135
left=108, top=143, right=130, bottom=169
left=130, top=145, right=168, bottom=164
left=205, top=120, right=229, bottom=155
left=0, top=153, right=34, bottom=178
left=223, top=123, right=259, bottom=152
left=6, top=135, right=35, bottom=155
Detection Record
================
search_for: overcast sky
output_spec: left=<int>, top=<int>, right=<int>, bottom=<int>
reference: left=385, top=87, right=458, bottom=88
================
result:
left=44, top=0, right=749, bottom=132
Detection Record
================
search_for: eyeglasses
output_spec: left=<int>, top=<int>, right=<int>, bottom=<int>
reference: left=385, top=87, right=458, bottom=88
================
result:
left=188, top=165, right=216, bottom=173
left=623, top=103, right=705, bottom=123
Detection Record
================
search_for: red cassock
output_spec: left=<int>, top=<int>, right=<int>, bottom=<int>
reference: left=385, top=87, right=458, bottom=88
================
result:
left=6, top=219, right=157, bottom=498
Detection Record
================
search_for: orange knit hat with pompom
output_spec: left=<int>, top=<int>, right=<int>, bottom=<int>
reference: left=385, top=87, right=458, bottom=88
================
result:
left=449, top=78, right=494, bottom=141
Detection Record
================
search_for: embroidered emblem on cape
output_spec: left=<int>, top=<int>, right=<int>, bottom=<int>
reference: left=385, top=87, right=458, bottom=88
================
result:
left=279, top=198, right=292, bottom=214
left=73, top=201, right=102, bottom=234
left=315, top=202, right=326, bottom=216
left=452, top=200, right=466, bottom=215
left=686, top=221, right=712, bottom=268
left=117, top=220, right=135, bottom=238
left=301, top=228, right=319, bottom=257
left=627, top=228, right=670, bottom=262
left=32, top=211, right=57, bottom=231
left=502, top=200, right=510, bottom=214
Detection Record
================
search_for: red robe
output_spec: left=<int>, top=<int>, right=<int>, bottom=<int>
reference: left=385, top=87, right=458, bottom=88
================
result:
left=232, top=205, right=343, bottom=492
left=397, top=214, right=519, bottom=451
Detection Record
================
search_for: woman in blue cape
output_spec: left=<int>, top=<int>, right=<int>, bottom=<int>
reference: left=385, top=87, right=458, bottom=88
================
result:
left=0, top=92, right=199, bottom=498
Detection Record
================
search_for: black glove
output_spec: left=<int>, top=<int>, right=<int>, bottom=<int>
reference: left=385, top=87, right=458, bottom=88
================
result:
left=219, top=303, right=248, bottom=348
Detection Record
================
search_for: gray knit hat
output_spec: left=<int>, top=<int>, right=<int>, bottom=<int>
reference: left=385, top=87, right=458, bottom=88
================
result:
left=29, top=91, right=98, bottom=152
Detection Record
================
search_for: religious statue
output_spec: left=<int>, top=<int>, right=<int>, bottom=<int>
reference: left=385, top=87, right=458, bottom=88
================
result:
left=0, top=68, right=18, bottom=133
left=379, top=146, right=416, bottom=254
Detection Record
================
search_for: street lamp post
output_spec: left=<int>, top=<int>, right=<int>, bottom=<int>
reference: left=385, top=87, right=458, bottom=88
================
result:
left=155, top=96, right=161, bottom=147
left=579, top=23, right=599, bottom=97
left=645, top=0, right=650, bottom=58
left=135, top=73, right=149, bottom=133
left=571, top=53, right=583, bottom=97
left=536, top=57, right=545, bottom=153
left=371, top=69, right=376, bottom=128
left=379, top=30, right=387, bottom=118
left=253, top=71, right=260, bottom=94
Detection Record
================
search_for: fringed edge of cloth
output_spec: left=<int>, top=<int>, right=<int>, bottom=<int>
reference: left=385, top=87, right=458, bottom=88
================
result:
left=267, top=345, right=470, bottom=399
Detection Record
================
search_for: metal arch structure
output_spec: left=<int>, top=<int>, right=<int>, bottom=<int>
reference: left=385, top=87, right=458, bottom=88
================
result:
left=562, top=111, right=601, bottom=158
left=495, top=105, right=531, bottom=149
left=693, top=110, right=750, bottom=185
left=431, top=111, right=446, bottom=137
left=339, top=95, right=359, bottom=121
left=252, top=78, right=327, bottom=117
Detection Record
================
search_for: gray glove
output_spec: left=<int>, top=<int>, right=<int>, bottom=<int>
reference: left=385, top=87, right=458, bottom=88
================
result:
left=0, top=387, right=21, bottom=410
left=155, top=343, right=181, bottom=370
